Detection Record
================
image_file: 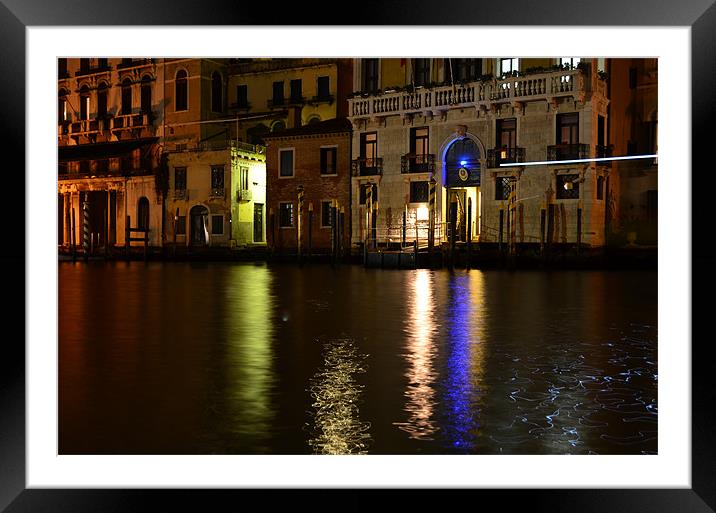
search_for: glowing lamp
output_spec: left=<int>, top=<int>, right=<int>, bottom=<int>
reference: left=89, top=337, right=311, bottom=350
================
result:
left=564, top=181, right=573, bottom=190
left=500, top=149, right=508, bottom=159
left=460, top=160, right=467, bottom=166
left=416, top=206, right=429, bottom=221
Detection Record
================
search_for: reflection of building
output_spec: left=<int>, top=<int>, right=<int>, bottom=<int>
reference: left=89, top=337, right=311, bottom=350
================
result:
left=264, top=118, right=352, bottom=254
left=227, top=59, right=353, bottom=144
left=57, top=58, right=166, bottom=251
left=347, top=58, right=619, bottom=249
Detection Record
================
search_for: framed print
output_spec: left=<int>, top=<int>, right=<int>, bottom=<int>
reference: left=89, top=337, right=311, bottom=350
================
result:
left=2, top=0, right=714, bottom=511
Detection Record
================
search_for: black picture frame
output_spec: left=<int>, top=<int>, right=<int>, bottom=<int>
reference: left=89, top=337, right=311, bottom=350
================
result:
left=2, top=1, right=713, bottom=511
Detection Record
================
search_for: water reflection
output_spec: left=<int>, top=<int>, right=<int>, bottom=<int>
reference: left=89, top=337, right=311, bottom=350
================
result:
left=218, top=264, right=276, bottom=451
left=394, top=269, right=439, bottom=440
left=307, top=337, right=372, bottom=454
left=441, top=271, right=487, bottom=452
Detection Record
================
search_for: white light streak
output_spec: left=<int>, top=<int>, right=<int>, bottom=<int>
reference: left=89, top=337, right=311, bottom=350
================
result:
left=499, top=154, right=658, bottom=167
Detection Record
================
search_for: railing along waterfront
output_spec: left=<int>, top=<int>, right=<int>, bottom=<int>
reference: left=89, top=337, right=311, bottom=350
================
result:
left=349, top=70, right=590, bottom=118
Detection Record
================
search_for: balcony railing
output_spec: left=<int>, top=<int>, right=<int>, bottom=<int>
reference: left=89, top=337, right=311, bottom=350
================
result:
left=236, top=189, right=253, bottom=202
left=210, top=187, right=225, bottom=198
left=351, top=157, right=383, bottom=177
left=75, top=65, right=112, bottom=77
left=400, top=154, right=435, bottom=174
left=596, top=144, right=614, bottom=167
left=547, top=143, right=590, bottom=161
left=116, top=58, right=153, bottom=70
left=174, top=188, right=187, bottom=200
left=486, top=147, right=526, bottom=168
left=267, top=98, right=285, bottom=108
left=348, top=69, right=589, bottom=119
left=111, top=113, right=149, bottom=130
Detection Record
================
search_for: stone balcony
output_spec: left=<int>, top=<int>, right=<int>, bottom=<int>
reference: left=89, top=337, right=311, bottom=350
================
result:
left=348, top=69, right=597, bottom=120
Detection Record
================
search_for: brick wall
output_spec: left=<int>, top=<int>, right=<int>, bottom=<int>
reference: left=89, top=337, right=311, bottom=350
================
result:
left=266, top=130, right=352, bottom=253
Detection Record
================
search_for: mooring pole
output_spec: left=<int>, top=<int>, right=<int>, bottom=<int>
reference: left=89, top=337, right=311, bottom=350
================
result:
left=71, top=206, right=77, bottom=262
left=339, top=206, right=345, bottom=260
left=173, top=208, right=178, bottom=258
left=372, top=200, right=378, bottom=249
left=125, top=215, right=130, bottom=261
left=428, top=177, right=436, bottom=264
left=577, top=204, right=582, bottom=254
left=402, top=207, right=407, bottom=248
left=467, top=197, right=472, bottom=269
left=307, top=201, right=313, bottom=262
left=540, top=207, right=546, bottom=257
left=82, top=193, right=89, bottom=261
left=297, top=186, right=304, bottom=264
left=498, top=205, right=504, bottom=254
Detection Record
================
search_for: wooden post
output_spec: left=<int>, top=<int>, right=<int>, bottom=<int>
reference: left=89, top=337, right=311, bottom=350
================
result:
left=71, top=206, right=76, bottom=262
left=428, top=177, right=436, bottom=261
left=82, top=194, right=89, bottom=261
left=414, top=238, right=418, bottom=269
left=144, top=228, right=148, bottom=261
left=467, top=197, right=472, bottom=269
left=540, top=207, right=546, bottom=256
left=498, top=206, right=504, bottom=253
left=269, top=208, right=275, bottom=256
left=330, top=201, right=337, bottom=265
left=103, top=207, right=108, bottom=259
left=297, top=186, right=304, bottom=263
left=125, top=215, right=131, bottom=260
left=365, top=184, right=373, bottom=249
left=173, top=208, right=178, bottom=258
left=547, top=204, right=555, bottom=249
left=402, top=208, right=407, bottom=248
left=307, top=202, right=313, bottom=262
left=372, top=200, right=378, bottom=249
left=577, top=205, right=582, bottom=253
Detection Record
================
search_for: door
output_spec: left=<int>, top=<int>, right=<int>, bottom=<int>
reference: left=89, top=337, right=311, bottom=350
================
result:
left=253, top=203, right=264, bottom=242
left=190, top=205, right=209, bottom=246
left=449, top=190, right=467, bottom=242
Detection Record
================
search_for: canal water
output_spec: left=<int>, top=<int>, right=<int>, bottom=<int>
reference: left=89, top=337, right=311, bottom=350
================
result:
left=59, top=262, right=657, bottom=455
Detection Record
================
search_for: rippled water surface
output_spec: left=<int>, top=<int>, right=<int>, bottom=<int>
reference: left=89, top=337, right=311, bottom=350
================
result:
left=59, top=262, right=657, bottom=454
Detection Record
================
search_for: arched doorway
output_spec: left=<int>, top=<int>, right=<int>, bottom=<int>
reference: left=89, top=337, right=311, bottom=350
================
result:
left=443, top=137, right=482, bottom=243
left=190, top=205, right=209, bottom=246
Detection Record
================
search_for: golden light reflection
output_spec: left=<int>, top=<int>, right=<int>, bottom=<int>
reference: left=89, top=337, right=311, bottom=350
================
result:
left=468, top=271, right=487, bottom=398
left=307, top=338, right=371, bottom=454
left=394, top=269, right=439, bottom=440
left=224, top=264, right=276, bottom=443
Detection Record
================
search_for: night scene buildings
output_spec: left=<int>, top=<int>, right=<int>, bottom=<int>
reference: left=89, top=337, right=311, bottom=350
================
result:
left=57, top=57, right=657, bottom=261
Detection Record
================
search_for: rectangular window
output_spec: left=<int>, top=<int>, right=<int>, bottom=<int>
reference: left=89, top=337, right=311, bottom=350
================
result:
left=272, top=81, right=284, bottom=105
left=317, top=76, right=330, bottom=98
left=321, top=200, right=334, bottom=228
left=279, top=202, right=294, bottom=227
left=240, top=166, right=249, bottom=191
left=361, top=132, right=377, bottom=161
left=413, top=59, right=430, bottom=86
left=211, top=166, right=225, bottom=195
left=290, top=79, right=302, bottom=102
left=445, top=58, right=481, bottom=82
left=58, top=58, right=68, bottom=77
left=410, top=181, right=429, bottom=203
left=409, top=127, right=429, bottom=172
left=359, top=184, right=378, bottom=205
left=556, top=113, right=579, bottom=145
left=171, top=167, right=186, bottom=193
left=500, top=58, right=519, bottom=76
left=560, top=57, right=581, bottom=68
left=495, top=176, right=515, bottom=200
left=211, top=215, right=224, bottom=235
left=279, top=149, right=294, bottom=177
left=597, top=176, right=604, bottom=200
left=362, top=59, right=379, bottom=92
left=556, top=174, right=580, bottom=200
left=320, top=147, right=337, bottom=175
left=236, top=85, right=248, bottom=108
left=497, top=118, right=517, bottom=149
left=176, top=215, right=186, bottom=235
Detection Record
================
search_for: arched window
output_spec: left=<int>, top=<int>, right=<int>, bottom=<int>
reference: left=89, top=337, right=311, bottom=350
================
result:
left=271, top=120, right=286, bottom=132
left=79, top=85, right=90, bottom=120
left=121, top=78, right=133, bottom=115
left=307, top=116, right=321, bottom=125
left=140, top=75, right=152, bottom=114
left=97, top=82, right=108, bottom=119
left=211, top=71, right=222, bottom=113
left=137, top=197, right=150, bottom=231
left=175, top=69, right=188, bottom=111
left=58, top=88, right=68, bottom=123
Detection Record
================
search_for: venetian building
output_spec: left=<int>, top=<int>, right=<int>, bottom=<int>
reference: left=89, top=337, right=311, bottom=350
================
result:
left=57, top=58, right=165, bottom=252
left=162, top=58, right=268, bottom=249
left=605, top=58, right=658, bottom=246
left=226, top=58, right=353, bottom=144
left=347, top=57, right=613, bottom=250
